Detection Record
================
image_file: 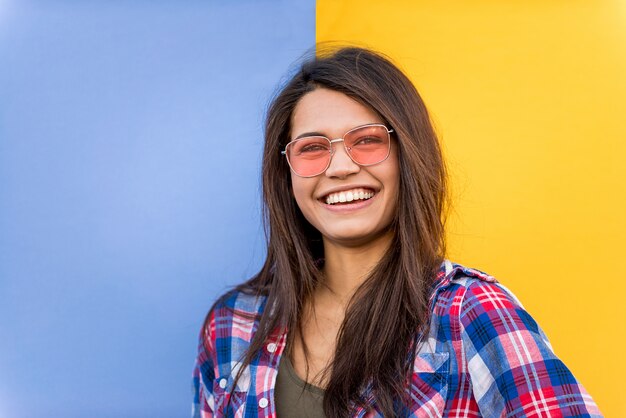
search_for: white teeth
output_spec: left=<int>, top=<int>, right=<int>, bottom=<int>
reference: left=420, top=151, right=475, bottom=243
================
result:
left=323, top=188, right=375, bottom=205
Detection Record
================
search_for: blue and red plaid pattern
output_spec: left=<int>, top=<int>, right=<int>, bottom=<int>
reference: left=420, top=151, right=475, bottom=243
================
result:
left=192, top=261, right=601, bottom=417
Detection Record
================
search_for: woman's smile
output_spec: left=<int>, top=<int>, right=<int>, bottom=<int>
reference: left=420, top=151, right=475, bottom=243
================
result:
left=322, top=187, right=376, bottom=205
left=320, top=188, right=377, bottom=213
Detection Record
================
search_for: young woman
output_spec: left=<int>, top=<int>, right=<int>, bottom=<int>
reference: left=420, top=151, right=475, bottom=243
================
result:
left=192, top=47, right=601, bottom=417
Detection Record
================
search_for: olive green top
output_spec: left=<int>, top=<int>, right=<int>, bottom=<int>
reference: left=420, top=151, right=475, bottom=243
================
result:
left=275, top=354, right=326, bottom=418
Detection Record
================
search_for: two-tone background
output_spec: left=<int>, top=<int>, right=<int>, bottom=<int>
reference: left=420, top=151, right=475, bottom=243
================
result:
left=1, top=1, right=623, bottom=416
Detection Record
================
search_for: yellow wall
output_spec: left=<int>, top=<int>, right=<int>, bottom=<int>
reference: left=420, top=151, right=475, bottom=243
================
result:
left=317, top=1, right=626, bottom=415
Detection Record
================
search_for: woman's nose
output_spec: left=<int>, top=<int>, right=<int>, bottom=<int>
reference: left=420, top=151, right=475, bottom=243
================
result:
left=324, top=142, right=360, bottom=178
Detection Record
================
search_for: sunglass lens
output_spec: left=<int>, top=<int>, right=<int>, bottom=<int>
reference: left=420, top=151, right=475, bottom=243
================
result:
left=345, top=125, right=390, bottom=165
left=287, top=137, right=331, bottom=177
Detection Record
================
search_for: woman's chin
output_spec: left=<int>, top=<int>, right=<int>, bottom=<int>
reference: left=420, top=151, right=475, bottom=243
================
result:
left=320, top=226, right=394, bottom=249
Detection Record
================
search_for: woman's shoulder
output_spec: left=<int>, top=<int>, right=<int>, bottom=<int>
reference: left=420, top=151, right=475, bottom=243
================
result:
left=430, top=260, right=550, bottom=356
left=200, top=288, right=268, bottom=350
left=430, top=263, right=602, bottom=416
left=205, top=288, right=268, bottom=328
left=430, top=260, right=538, bottom=336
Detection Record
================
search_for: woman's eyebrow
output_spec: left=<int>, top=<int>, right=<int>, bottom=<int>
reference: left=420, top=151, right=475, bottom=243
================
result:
left=294, top=131, right=325, bottom=140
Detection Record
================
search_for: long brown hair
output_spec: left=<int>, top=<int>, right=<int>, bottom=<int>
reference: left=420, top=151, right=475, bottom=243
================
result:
left=205, top=46, right=448, bottom=417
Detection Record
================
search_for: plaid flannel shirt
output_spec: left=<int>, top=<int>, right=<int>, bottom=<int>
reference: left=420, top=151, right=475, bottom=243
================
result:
left=192, top=260, right=601, bottom=417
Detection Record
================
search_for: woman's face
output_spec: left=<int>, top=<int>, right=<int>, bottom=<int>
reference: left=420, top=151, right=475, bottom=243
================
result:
left=289, top=88, right=400, bottom=248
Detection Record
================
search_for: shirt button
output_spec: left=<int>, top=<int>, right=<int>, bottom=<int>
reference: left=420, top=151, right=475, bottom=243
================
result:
left=266, top=343, right=277, bottom=353
left=219, top=378, right=227, bottom=389
left=259, top=397, right=269, bottom=408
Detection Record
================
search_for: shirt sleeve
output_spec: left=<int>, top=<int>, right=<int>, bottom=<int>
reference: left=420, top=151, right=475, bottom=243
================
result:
left=459, top=279, right=602, bottom=417
left=192, top=318, right=216, bottom=418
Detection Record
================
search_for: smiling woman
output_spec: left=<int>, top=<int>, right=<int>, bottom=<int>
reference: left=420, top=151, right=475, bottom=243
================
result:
left=192, top=47, right=601, bottom=417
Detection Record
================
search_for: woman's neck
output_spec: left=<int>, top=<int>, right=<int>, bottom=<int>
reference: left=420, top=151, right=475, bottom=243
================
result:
left=320, top=231, right=394, bottom=304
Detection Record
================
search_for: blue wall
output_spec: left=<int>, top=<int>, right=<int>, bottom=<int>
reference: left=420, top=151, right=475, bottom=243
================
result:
left=0, top=1, right=314, bottom=416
